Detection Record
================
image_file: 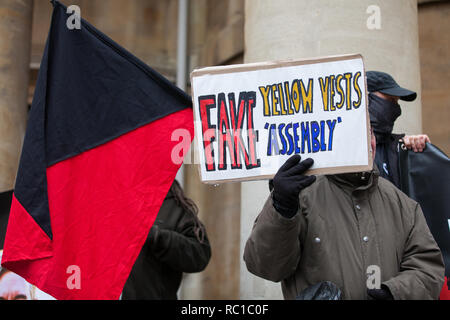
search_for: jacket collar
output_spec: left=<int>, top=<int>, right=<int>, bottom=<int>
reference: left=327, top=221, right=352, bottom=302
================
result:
left=326, top=164, right=379, bottom=195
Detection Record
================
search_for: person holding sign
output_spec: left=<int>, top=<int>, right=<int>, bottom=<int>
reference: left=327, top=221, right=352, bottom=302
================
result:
left=243, top=128, right=444, bottom=300
left=367, top=71, right=431, bottom=187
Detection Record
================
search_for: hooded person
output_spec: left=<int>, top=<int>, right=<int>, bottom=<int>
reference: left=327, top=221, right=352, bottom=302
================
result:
left=244, top=127, right=445, bottom=300
left=367, top=71, right=430, bottom=187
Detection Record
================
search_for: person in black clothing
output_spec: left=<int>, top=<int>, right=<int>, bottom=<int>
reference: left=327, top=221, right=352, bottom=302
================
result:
left=121, top=180, right=211, bottom=300
left=367, top=71, right=430, bottom=187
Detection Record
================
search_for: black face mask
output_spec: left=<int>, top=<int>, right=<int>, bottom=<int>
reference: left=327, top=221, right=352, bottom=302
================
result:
left=368, top=93, right=402, bottom=136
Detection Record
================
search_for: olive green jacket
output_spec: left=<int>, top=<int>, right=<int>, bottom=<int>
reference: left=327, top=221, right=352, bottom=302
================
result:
left=244, top=171, right=444, bottom=300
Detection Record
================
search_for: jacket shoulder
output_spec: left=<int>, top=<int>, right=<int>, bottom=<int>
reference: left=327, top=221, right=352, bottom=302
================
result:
left=298, top=175, right=333, bottom=207
left=304, top=175, right=331, bottom=191
left=377, top=176, right=416, bottom=204
left=376, top=176, right=420, bottom=224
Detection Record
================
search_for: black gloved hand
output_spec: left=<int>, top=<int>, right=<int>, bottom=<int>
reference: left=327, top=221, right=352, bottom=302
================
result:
left=272, top=155, right=316, bottom=218
left=367, top=285, right=394, bottom=300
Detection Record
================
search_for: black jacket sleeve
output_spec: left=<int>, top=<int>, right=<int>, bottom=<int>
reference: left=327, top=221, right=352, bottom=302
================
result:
left=149, top=202, right=211, bottom=273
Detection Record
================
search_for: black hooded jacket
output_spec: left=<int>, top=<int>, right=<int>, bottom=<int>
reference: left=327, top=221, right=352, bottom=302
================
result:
left=121, top=183, right=211, bottom=300
left=368, top=93, right=405, bottom=188
left=374, top=132, right=405, bottom=188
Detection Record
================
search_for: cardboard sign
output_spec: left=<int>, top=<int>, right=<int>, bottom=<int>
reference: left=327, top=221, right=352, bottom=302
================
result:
left=191, top=54, right=372, bottom=184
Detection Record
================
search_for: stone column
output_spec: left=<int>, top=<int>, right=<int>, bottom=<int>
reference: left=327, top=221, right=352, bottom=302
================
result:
left=241, top=0, right=423, bottom=299
left=178, top=0, right=245, bottom=300
left=0, top=0, right=33, bottom=193
left=418, top=0, right=450, bottom=154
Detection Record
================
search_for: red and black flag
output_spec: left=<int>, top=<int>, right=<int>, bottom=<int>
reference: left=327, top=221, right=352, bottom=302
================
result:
left=1, top=1, right=193, bottom=300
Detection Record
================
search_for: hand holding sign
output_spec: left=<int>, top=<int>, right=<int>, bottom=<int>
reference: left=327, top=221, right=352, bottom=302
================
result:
left=272, top=155, right=316, bottom=218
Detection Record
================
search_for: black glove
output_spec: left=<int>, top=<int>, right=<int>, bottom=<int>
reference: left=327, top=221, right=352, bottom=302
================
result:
left=367, top=285, right=394, bottom=300
left=272, top=155, right=316, bottom=218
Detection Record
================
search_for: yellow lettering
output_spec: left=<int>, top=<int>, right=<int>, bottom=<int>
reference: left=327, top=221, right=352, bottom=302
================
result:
left=285, top=81, right=294, bottom=114
left=330, top=75, right=336, bottom=111
left=259, top=86, right=271, bottom=116
left=344, top=73, right=352, bottom=110
left=319, top=77, right=329, bottom=111
left=301, top=79, right=313, bottom=114
left=278, top=83, right=287, bottom=115
left=335, top=74, right=345, bottom=109
left=272, top=84, right=280, bottom=116
left=353, top=72, right=362, bottom=108
left=291, top=80, right=300, bottom=113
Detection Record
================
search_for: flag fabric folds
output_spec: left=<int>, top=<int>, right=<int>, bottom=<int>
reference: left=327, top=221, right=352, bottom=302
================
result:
left=1, top=1, right=193, bottom=300
left=398, top=143, right=450, bottom=300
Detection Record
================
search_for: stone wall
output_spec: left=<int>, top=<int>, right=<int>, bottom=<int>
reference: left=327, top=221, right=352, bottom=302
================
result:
left=419, top=1, right=450, bottom=154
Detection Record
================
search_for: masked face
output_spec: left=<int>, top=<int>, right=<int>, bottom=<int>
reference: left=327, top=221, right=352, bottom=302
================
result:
left=368, top=92, right=402, bottom=136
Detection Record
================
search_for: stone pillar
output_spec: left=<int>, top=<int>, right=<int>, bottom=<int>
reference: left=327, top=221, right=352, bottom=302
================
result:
left=241, top=0, right=423, bottom=299
left=178, top=0, right=244, bottom=300
left=240, top=181, right=283, bottom=299
left=0, top=0, right=33, bottom=193
left=418, top=0, right=450, bottom=154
